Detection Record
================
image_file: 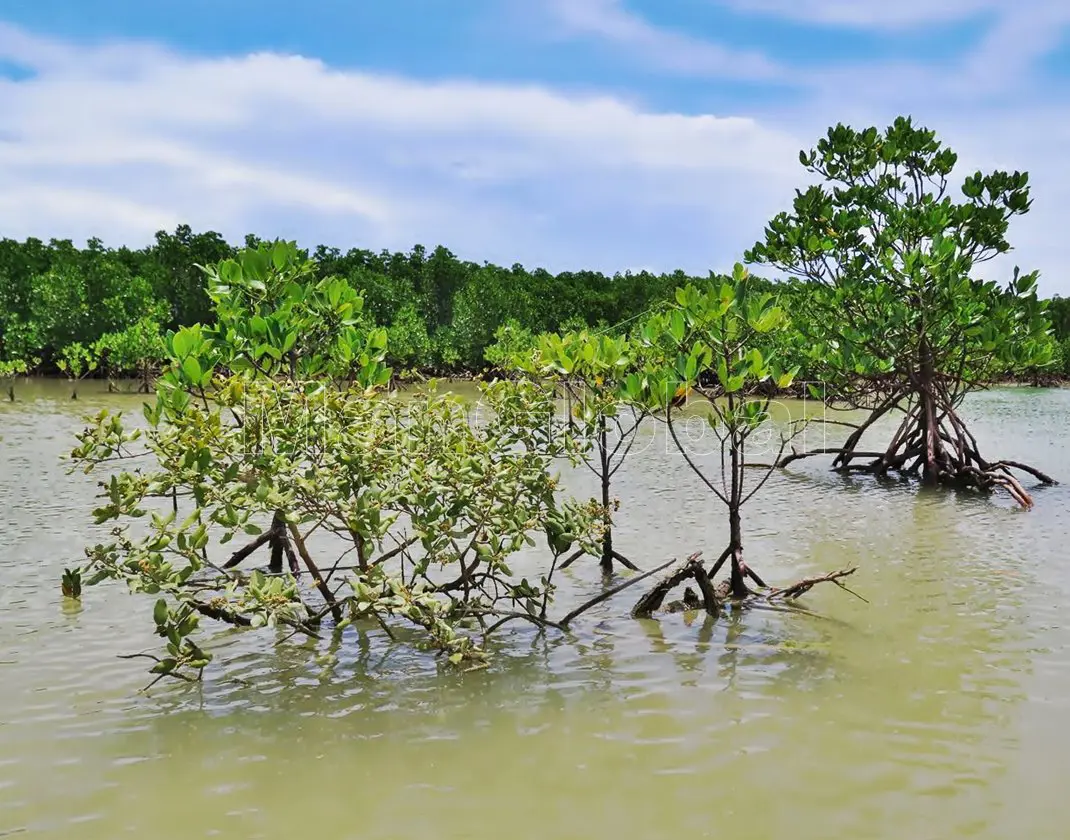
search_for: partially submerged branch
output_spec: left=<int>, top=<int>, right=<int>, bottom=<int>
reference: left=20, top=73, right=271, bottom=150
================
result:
left=766, top=567, right=865, bottom=602
left=775, top=448, right=886, bottom=469
left=631, top=553, right=713, bottom=618
left=633, top=552, right=865, bottom=618
left=559, top=556, right=681, bottom=627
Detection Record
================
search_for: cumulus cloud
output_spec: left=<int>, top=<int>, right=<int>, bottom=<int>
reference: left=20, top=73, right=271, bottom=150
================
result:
left=0, top=12, right=1068, bottom=293
left=543, top=0, right=783, bottom=79
left=534, top=1, right=1070, bottom=292
left=0, top=22, right=805, bottom=276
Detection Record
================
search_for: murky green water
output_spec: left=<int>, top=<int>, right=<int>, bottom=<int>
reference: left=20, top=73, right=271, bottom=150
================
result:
left=2, top=378, right=1069, bottom=839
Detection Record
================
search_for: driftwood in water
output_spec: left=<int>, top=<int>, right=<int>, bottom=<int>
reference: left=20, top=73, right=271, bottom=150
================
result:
left=766, top=567, right=864, bottom=602
left=632, top=551, right=864, bottom=619
left=632, top=553, right=718, bottom=618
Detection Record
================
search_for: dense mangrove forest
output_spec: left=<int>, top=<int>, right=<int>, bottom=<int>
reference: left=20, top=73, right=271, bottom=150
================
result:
left=21, top=118, right=1056, bottom=687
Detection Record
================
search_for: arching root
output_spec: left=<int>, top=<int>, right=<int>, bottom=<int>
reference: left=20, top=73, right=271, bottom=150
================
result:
left=775, top=396, right=1056, bottom=510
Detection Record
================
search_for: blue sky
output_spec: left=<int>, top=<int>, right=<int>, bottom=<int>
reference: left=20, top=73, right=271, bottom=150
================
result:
left=2, top=1, right=1070, bottom=291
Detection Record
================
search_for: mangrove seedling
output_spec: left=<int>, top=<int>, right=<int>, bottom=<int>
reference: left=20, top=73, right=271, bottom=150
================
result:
left=61, top=567, right=82, bottom=600
left=633, top=265, right=854, bottom=606
left=514, top=329, right=648, bottom=574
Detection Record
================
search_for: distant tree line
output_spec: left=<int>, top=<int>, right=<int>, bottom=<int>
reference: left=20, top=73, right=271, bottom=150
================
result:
left=1, top=224, right=1068, bottom=380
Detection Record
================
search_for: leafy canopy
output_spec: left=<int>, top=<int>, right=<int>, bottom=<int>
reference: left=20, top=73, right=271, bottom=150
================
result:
left=68, top=242, right=601, bottom=682
left=638, top=265, right=797, bottom=415
left=745, top=117, right=1053, bottom=401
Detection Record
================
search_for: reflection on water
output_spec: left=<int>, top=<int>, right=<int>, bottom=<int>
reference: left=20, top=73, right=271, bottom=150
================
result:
left=1, top=378, right=1069, bottom=838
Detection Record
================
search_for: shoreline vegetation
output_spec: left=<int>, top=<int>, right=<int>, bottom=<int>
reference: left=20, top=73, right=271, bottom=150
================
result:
left=34, top=117, right=1065, bottom=687
left=4, top=371, right=1064, bottom=405
left=2, top=237, right=1069, bottom=394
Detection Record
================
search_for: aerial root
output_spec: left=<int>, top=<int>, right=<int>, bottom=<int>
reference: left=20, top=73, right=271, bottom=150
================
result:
left=557, top=548, right=642, bottom=573
left=770, top=388, right=1057, bottom=511
left=959, top=464, right=1034, bottom=509
left=556, top=548, right=585, bottom=570
left=988, top=459, right=1057, bottom=485
left=777, top=439, right=1053, bottom=510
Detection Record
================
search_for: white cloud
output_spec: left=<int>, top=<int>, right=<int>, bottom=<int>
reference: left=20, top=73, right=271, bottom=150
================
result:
left=961, top=1, right=1070, bottom=87
left=0, top=22, right=803, bottom=277
left=0, top=17, right=1068, bottom=294
left=543, top=0, right=782, bottom=78
left=0, top=184, right=180, bottom=244
left=712, top=0, right=1001, bottom=29
left=529, top=1, right=1070, bottom=293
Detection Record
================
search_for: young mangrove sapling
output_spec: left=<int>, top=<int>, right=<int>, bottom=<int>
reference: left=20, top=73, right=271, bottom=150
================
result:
left=631, top=265, right=857, bottom=612
left=513, top=329, right=648, bottom=574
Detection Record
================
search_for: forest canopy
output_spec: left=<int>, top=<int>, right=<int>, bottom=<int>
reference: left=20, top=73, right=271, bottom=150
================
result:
left=2, top=225, right=1069, bottom=381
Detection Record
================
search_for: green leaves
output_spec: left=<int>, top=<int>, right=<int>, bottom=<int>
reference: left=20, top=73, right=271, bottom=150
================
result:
left=61, top=568, right=82, bottom=600
left=169, top=327, right=198, bottom=359
left=56, top=342, right=98, bottom=380
left=749, top=303, right=784, bottom=334
left=637, top=265, right=792, bottom=404
left=715, top=356, right=731, bottom=390
left=669, top=310, right=686, bottom=343
left=68, top=345, right=595, bottom=678
left=166, top=324, right=216, bottom=389
left=92, top=316, right=167, bottom=379
left=199, top=241, right=391, bottom=385
left=747, top=116, right=1052, bottom=393
left=181, top=356, right=202, bottom=384
left=633, top=266, right=799, bottom=520
left=746, top=348, right=764, bottom=376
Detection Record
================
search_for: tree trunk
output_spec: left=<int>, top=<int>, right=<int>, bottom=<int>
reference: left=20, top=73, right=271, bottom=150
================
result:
left=917, top=339, right=943, bottom=484
left=599, top=417, right=613, bottom=574
left=727, top=410, right=748, bottom=598
left=728, top=506, right=747, bottom=598
left=268, top=511, right=286, bottom=573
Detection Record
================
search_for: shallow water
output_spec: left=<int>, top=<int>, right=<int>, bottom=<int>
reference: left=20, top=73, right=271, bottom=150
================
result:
left=1, top=378, right=1069, bottom=839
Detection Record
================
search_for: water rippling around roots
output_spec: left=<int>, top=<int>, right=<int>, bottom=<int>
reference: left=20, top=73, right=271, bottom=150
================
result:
left=1, top=379, right=1069, bottom=838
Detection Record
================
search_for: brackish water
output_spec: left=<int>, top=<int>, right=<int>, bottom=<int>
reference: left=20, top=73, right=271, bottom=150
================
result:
left=2, top=378, right=1069, bottom=839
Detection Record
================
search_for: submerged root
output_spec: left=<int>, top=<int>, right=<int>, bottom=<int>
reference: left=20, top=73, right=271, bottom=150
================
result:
left=632, top=548, right=862, bottom=619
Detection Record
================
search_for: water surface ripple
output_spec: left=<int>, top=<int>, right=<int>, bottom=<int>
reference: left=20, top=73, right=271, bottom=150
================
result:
left=1, top=380, right=1068, bottom=838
